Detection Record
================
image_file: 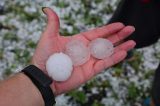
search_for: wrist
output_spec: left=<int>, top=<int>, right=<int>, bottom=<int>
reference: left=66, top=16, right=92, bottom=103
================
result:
left=31, top=59, right=58, bottom=95
left=22, top=65, right=56, bottom=105
left=31, top=58, right=45, bottom=71
left=17, top=73, right=45, bottom=106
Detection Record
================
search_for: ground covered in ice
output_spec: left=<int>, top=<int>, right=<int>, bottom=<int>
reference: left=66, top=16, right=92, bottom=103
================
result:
left=0, top=0, right=160, bottom=106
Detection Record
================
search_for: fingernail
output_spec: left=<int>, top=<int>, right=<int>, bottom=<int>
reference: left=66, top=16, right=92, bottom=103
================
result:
left=129, top=26, right=135, bottom=31
left=132, top=26, right=135, bottom=31
left=42, top=7, right=47, bottom=13
left=133, top=42, right=136, bottom=47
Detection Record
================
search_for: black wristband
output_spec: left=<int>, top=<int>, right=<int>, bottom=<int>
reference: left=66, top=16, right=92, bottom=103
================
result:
left=22, top=65, right=56, bottom=106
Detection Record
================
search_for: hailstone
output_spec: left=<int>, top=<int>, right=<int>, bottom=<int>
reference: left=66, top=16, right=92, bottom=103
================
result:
left=65, top=39, right=90, bottom=66
left=89, top=38, right=114, bottom=59
left=46, top=52, right=73, bottom=81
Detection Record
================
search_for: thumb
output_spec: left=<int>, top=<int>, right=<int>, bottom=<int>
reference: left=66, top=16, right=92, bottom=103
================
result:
left=42, top=7, right=60, bottom=36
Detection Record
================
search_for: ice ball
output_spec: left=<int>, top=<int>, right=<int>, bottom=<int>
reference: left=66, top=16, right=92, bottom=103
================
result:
left=65, top=39, right=90, bottom=66
left=89, top=38, right=114, bottom=59
left=46, top=52, right=73, bottom=81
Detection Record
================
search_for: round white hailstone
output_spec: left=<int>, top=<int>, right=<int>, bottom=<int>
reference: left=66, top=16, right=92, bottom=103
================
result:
left=89, top=38, right=114, bottom=59
left=46, top=53, right=73, bottom=81
left=65, top=39, right=90, bottom=66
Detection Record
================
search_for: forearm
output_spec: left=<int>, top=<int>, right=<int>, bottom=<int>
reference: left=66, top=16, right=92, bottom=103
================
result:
left=0, top=73, right=44, bottom=106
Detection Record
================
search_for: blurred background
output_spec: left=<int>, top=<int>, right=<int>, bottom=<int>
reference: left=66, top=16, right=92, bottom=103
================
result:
left=0, top=0, right=160, bottom=106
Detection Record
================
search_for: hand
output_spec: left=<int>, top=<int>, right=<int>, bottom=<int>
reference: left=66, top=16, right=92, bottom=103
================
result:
left=32, top=7, right=136, bottom=95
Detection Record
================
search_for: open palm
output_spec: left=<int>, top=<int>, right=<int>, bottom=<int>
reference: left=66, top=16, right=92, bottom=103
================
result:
left=32, top=7, right=136, bottom=95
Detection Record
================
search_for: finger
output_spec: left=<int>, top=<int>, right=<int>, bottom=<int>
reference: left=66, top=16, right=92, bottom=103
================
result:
left=42, top=7, right=60, bottom=36
left=94, top=51, right=127, bottom=74
left=114, top=40, right=136, bottom=53
left=107, top=26, right=135, bottom=44
left=79, top=22, right=125, bottom=40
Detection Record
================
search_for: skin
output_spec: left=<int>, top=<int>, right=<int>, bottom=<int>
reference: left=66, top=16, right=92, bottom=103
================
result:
left=32, top=7, right=136, bottom=95
left=0, top=7, right=136, bottom=106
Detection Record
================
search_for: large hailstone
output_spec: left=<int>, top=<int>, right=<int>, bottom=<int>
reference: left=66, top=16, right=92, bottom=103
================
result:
left=89, top=38, right=114, bottom=59
left=65, top=39, right=90, bottom=66
left=46, top=53, right=73, bottom=81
